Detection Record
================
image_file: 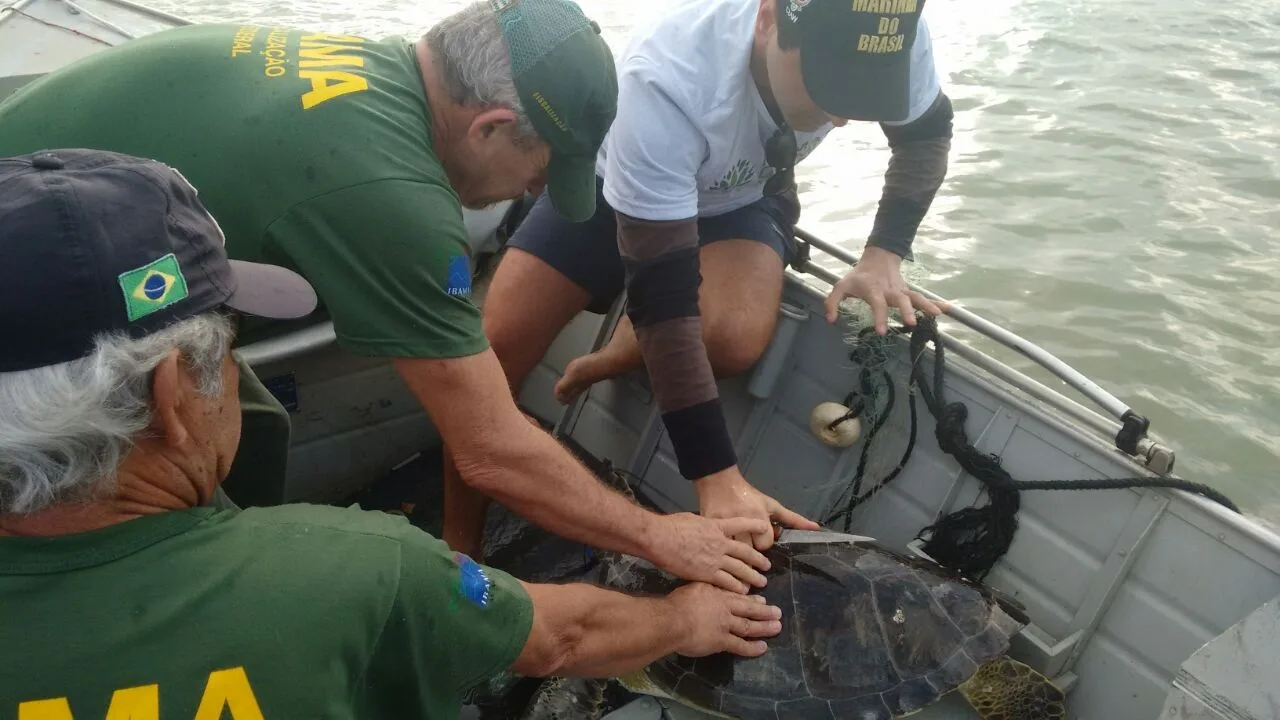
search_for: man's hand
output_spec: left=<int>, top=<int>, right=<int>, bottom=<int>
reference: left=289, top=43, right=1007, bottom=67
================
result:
left=823, top=245, right=947, bottom=333
left=668, top=584, right=783, bottom=658
left=695, top=468, right=820, bottom=552
left=647, top=513, right=775, bottom=594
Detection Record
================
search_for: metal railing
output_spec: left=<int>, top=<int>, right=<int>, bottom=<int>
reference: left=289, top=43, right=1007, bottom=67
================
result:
left=788, top=227, right=1164, bottom=465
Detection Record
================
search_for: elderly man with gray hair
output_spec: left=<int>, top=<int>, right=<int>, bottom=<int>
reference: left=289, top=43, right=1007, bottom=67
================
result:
left=0, top=0, right=778, bottom=594
left=0, top=149, right=785, bottom=718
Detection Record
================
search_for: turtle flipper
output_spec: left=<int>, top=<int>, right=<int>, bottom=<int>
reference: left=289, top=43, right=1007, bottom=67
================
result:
left=957, top=657, right=1066, bottom=720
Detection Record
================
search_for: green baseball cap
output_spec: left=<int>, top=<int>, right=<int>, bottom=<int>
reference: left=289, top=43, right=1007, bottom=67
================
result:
left=491, top=0, right=618, bottom=223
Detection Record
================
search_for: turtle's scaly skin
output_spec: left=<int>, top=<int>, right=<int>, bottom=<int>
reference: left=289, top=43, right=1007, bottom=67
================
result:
left=604, top=538, right=1030, bottom=720
left=957, top=657, right=1067, bottom=720
left=521, top=677, right=607, bottom=720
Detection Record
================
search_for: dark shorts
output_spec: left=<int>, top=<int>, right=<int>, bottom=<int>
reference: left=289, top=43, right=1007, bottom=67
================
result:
left=507, top=175, right=801, bottom=314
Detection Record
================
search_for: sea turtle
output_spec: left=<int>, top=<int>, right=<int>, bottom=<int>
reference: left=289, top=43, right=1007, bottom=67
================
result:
left=472, top=442, right=1066, bottom=720
left=519, top=530, right=1068, bottom=720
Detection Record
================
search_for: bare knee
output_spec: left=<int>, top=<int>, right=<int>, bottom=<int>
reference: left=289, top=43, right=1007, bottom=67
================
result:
left=695, top=240, right=785, bottom=378
left=481, top=248, right=591, bottom=388
left=482, top=307, right=532, bottom=385
left=705, top=314, right=776, bottom=378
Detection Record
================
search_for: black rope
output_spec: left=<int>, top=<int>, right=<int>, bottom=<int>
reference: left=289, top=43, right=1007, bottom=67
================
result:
left=826, top=314, right=1240, bottom=582
left=822, top=324, right=929, bottom=530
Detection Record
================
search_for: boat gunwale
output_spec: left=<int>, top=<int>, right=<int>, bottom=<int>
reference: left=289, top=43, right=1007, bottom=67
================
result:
left=5, top=0, right=1276, bottom=556
left=779, top=263, right=1279, bottom=548
left=0, top=0, right=193, bottom=29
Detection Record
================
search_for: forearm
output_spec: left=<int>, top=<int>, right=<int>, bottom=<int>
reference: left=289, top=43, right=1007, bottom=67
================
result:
left=393, top=353, right=661, bottom=560
left=616, top=212, right=737, bottom=480
left=869, top=92, right=954, bottom=260
left=517, top=582, right=685, bottom=678
left=461, top=415, right=661, bottom=559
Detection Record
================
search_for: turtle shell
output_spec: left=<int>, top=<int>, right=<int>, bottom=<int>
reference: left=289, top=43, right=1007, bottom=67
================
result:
left=600, top=536, right=1028, bottom=720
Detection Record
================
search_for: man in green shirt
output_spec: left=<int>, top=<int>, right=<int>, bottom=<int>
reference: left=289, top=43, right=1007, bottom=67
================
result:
left=0, top=0, right=776, bottom=594
left=0, top=149, right=785, bottom=719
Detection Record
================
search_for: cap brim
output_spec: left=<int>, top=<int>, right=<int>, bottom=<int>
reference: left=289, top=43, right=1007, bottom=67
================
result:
left=224, top=260, right=319, bottom=320
left=545, top=153, right=598, bottom=224
left=798, top=23, right=913, bottom=122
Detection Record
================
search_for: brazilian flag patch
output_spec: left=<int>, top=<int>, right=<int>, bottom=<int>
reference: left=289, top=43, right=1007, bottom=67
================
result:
left=118, top=253, right=189, bottom=322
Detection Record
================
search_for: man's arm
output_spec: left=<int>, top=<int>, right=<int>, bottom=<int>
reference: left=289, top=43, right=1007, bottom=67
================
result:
left=394, top=350, right=770, bottom=594
left=867, top=90, right=954, bottom=261
left=511, top=580, right=782, bottom=678
left=362, top=523, right=779, bottom=714
left=822, top=18, right=953, bottom=329
left=264, top=179, right=770, bottom=593
left=601, top=60, right=818, bottom=548
left=600, top=59, right=736, bottom=482
left=615, top=213, right=737, bottom=481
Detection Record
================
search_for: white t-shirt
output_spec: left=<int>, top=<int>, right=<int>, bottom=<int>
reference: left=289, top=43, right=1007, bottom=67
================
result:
left=597, top=0, right=942, bottom=222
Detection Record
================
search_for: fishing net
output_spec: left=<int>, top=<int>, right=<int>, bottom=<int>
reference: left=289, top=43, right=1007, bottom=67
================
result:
left=813, top=260, right=934, bottom=532
left=809, top=261, right=1240, bottom=580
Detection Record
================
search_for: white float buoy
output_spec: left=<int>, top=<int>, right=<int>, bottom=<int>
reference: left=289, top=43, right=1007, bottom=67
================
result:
left=810, top=402, right=862, bottom=448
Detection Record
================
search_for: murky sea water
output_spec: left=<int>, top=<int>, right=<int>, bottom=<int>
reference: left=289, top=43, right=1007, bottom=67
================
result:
left=147, top=0, right=1280, bottom=518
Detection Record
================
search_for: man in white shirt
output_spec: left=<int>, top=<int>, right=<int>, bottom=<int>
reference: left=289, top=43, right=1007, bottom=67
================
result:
left=455, top=0, right=952, bottom=556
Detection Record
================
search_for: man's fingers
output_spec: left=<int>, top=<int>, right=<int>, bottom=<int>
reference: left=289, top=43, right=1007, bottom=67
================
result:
left=823, top=287, right=846, bottom=325
left=750, top=526, right=774, bottom=551
left=895, top=291, right=916, bottom=327
left=711, top=569, right=750, bottom=594
left=732, top=614, right=783, bottom=639
left=724, top=637, right=770, bottom=657
left=717, top=516, right=772, bottom=541
left=770, top=502, right=821, bottom=531
left=720, top=534, right=772, bottom=572
left=867, top=294, right=890, bottom=335
left=731, top=596, right=783, bottom=622
left=911, top=291, right=947, bottom=317
left=720, top=556, right=768, bottom=589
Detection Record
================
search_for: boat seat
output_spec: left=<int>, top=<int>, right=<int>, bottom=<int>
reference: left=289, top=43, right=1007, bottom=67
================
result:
left=1160, top=593, right=1280, bottom=720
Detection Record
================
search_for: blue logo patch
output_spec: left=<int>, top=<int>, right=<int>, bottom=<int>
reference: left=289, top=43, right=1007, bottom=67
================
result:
left=446, top=255, right=471, bottom=297
left=453, top=552, right=493, bottom=608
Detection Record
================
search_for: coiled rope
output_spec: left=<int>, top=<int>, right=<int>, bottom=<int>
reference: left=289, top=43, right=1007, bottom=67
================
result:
left=824, top=314, right=1238, bottom=580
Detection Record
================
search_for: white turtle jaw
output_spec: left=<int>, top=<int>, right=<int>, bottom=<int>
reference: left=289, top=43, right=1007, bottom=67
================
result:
left=776, top=529, right=878, bottom=545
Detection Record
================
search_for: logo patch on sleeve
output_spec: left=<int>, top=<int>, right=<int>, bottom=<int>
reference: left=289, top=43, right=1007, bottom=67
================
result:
left=453, top=552, right=494, bottom=608
left=446, top=255, right=472, bottom=297
left=118, top=253, right=190, bottom=322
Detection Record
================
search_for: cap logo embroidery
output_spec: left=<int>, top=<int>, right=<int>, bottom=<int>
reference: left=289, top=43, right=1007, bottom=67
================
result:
left=446, top=255, right=472, bottom=297
left=784, top=0, right=810, bottom=22
left=852, top=0, right=917, bottom=54
left=118, top=254, right=190, bottom=322
left=531, top=90, right=569, bottom=133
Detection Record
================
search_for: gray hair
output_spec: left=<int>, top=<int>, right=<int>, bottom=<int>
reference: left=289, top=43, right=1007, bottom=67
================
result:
left=424, top=1, right=538, bottom=141
left=0, top=313, right=234, bottom=515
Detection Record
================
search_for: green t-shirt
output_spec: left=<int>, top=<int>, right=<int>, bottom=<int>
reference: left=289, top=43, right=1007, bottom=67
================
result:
left=0, top=504, right=533, bottom=719
left=0, top=23, right=487, bottom=359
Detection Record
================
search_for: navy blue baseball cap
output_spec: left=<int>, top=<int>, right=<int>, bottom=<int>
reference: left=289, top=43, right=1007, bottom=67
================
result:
left=781, top=0, right=927, bottom=122
left=0, top=149, right=318, bottom=373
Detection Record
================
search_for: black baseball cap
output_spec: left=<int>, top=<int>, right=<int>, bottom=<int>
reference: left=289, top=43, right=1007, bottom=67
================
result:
left=781, top=0, right=927, bottom=122
left=0, top=149, right=318, bottom=373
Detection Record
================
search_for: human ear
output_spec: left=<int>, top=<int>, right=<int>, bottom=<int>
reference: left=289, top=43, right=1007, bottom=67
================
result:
left=756, top=0, right=777, bottom=39
left=468, top=107, right=520, bottom=142
left=150, top=349, right=190, bottom=448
